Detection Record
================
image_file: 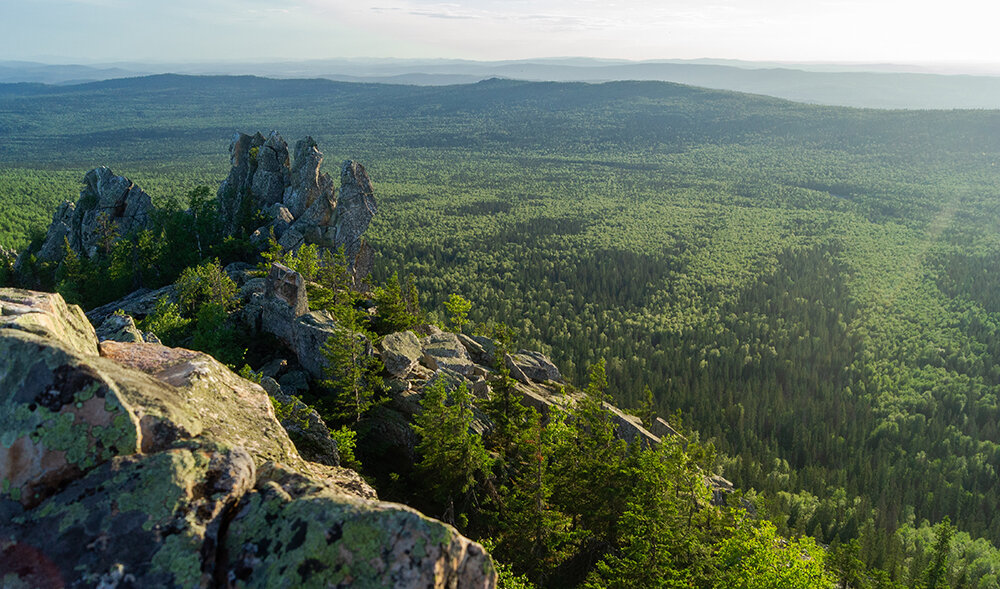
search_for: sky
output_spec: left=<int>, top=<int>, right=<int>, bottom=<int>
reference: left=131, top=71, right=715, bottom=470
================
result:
left=3, top=0, right=1000, bottom=66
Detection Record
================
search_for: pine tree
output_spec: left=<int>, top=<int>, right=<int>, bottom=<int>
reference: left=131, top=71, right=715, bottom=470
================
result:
left=494, top=413, right=579, bottom=585
left=923, top=517, right=954, bottom=589
left=583, top=444, right=692, bottom=589
left=320, top=303, right=383, bottom=424
left=412, top=379, right=492, bottom=526
left=444, top=293, right=472, bottom=332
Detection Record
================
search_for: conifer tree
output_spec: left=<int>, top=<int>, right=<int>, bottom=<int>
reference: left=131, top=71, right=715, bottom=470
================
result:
left=413, top=379, right=492, bottom=526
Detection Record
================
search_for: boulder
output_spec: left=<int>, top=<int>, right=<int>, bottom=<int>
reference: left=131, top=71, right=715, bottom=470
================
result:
left=458, top=333, right=493, bottom=366
left=265, top=262, right=308, bottom=318
left=0, top=288, right=496, bottom=588
left=421, top=332, right=476, bottom=377
left=509, top=350, right=562, bottom=383
left=246, top=264, right=347, bottom=380
left=291, top=311, right=348, bottom=380
left=651, top=417, right=685, bottom=441
left=95, top=312, right=145, bottom=343
left=504, top=354, right=531, bottom=384
left=3, top=442, right=255, bottom=588
left=602, top=402, right=661, bottom=448
left=36, top=167, right=153, bottom=263
left=85, top=284, right=176, bottom=325
left=378, top=330, right=423, bottom=378
left=226, top=465, right=495, bottom=589
left=266, top=381, right=341, bottom=467
left=0, top=288, right=98, bottom=357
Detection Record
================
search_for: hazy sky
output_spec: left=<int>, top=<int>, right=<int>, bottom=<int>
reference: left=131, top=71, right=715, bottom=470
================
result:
left=3, top=0, right=999, bottom=65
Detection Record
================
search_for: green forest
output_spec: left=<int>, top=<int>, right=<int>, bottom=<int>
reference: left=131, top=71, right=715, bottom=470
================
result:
left=4, top=74, right=1000, bottom=586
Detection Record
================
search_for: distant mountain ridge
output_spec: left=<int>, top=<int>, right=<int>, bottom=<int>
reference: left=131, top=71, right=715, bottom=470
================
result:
left=5, top=57, right=1000, bottom=109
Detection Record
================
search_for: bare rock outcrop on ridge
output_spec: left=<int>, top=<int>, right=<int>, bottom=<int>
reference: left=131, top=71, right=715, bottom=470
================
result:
left=219, top=131, right=377, bottom=282
left=32, top=167, right=154, bottom=264
left=0, top=288, right=496, bottom=588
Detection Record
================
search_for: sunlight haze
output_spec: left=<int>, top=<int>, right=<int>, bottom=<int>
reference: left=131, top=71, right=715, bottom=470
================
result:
left=3, top=0, right=999, bottom=67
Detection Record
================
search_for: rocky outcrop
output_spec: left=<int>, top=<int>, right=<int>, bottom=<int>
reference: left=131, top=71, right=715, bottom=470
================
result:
left=85, top=284, right=176, bottom=325
left=508, top=350, right=563, bottom=383
left=34, top=167, right=153, bottom=263
left=421, top=332, right=476, bottom=377
left=220, top=132, right=377, bottom=282
left=0, top=288, right=496, bottom=588
left=242, top=263, right=371, bottom=380
left=95, top=312, right=146, bottom=343
left=261, top=376, right=341, bottom=467
left=379, top=330, right=423, bottom=378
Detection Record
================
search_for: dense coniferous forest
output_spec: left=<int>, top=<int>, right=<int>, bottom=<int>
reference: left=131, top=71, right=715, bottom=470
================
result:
left=4, top=74, right=1000, bottom=586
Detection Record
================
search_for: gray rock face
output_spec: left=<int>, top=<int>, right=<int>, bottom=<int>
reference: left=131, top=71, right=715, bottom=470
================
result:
left=379, top=331, right=423, bottom=378
left=85, top=285, right=176, bottom=326
left=221, top=132, right=377, bottom=283
left=509, top=350, right=563, bottom=383
left=36, top=167, right=154, bottom=263
left=95, top=312, right=145, bottom=343
left=335, top=160, right=379, bottom=260
left=244, top=264, right=349, bottom=380
left=265, top=378, right=341, bottom=467
left=251, top=131, right=291, bottom=209
left=421, top=332, right=476, bottom=377
left=217, top=131, right=267, bottom=235
left=265, top=262, right=308, bottom=317
left=652, top=417, right=684, bottom=440
left=284, top=137, right=333, bottom=219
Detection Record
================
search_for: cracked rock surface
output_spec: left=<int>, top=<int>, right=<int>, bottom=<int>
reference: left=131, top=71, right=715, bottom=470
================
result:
left=0, top=288, right=496, bottom=588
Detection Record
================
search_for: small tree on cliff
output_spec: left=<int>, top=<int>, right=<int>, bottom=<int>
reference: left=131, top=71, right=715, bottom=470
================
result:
left=413, top=379, right=492, bottom=526
left=320, top=307, right=384, bottom=424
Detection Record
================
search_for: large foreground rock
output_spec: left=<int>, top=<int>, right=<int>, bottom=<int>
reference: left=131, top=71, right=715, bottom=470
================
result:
left=0, top=289, right=496, bottom=588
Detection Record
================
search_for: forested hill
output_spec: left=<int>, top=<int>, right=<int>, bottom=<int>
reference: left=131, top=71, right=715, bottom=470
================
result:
left=5, top=73, right=1000, bottom=585
left=4, top=74, right=1000, bottom=166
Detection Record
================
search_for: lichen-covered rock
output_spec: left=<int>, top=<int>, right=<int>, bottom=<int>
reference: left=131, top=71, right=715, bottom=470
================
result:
left=421, top=332, right=475, bottom=377
left=0, top=329, right=141, bottom=507
left=226, top=465, right=494, bottom=589
left=267, top=381, right=341, bottom=467
left=95, top=312, right=145, bottom=343
left=1, top=443, right=254, bottom=588
left=379, top=330, right=423, bottom=377
left=35, top=167, right=153, bottom=263
left=97, top=340, right=303, bottom=466
left=0, top=289, right=495, bottom=588
left=0, top=288, right=98, bottom=357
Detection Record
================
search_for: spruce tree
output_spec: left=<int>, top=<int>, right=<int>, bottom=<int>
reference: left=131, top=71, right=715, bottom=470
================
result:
left=412, top=379, right=492, bottom=526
